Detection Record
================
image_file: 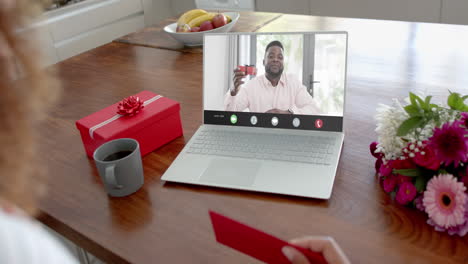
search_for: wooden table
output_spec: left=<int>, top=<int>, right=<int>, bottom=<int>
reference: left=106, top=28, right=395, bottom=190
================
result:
left=38, top=12, right=468, bottom=264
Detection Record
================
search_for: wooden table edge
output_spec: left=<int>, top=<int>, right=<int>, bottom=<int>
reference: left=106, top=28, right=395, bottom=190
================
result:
left=37, top=212, right=129, bottom=264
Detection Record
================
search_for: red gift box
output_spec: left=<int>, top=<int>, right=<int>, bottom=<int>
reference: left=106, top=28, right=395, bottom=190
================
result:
left=238, top=65, right=257, bottom=76
left=76, top=91, right=183, bottom=157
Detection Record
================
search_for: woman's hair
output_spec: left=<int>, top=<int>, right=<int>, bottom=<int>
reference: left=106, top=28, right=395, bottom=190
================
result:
left=0, top=0, right=60, bottom=215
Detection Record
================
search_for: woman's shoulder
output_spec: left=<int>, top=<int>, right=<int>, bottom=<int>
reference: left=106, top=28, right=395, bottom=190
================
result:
left=0, top=211, right=78, bottom=264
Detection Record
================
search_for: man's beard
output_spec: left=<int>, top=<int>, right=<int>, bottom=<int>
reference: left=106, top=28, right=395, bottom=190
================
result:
left=265, top=65, right=283, bottom=78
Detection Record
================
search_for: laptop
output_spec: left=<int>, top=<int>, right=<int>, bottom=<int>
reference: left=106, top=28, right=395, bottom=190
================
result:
left=161, top=31, right=347, bottom=199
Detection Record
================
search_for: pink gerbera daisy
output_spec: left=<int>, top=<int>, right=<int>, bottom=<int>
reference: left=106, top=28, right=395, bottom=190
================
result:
left=423, top=174, right=467, bottom=228
left=428, top=121, right=468, bottom=167
left=427, top=202, right=468, bottom=236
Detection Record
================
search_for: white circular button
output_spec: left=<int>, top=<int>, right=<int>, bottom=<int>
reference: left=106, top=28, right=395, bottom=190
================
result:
left=250, top=115, right=258, bottom=125
left=271, top=116, right=279, bottom=126
left=292, top=117, right=300, bottom=127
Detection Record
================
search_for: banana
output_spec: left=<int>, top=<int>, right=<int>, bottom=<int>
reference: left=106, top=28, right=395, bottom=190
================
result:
left=177, top=9, right=207, bottom=27
left=226, top=14, right=232, bottom=23
left=187, top=13, right=216, bottom=28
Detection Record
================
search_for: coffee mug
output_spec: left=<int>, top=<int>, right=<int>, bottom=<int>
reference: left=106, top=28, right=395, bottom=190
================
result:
left=93, top=138, right=144, bottom=197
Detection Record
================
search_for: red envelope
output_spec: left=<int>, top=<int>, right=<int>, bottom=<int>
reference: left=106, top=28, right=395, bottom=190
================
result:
left=209, top=211, right=327, bottom=264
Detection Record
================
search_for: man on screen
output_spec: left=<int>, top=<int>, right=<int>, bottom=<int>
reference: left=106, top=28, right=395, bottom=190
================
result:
left=224, top=40, right=320, bottom=115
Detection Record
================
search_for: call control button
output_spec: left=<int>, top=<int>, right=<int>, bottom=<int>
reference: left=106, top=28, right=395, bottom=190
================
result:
left=293, top=117, right=300, bottom=128
left=271, top=116, right=279, bottom=126
left=250, top=115, right=258, bottom=125
left=315, top=119, right=323, bottom=128
left=230, top=114, right=238, bottom=124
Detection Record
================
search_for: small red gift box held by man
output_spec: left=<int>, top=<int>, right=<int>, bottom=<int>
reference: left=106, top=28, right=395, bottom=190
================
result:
left=76, top=90, right=183, bottom=157
left=238, top=65, right=257, bottom=76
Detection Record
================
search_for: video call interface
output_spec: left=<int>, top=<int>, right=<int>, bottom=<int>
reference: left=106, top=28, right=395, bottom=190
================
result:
left=203, top=32, right=347, bottom=131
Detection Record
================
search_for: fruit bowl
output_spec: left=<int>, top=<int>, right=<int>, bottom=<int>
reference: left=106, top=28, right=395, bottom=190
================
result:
left=163, top=12, right=239, bottom=46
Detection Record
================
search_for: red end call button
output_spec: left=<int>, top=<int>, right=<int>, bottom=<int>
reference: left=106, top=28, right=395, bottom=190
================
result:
left=315, top=119, right=323, bottom=128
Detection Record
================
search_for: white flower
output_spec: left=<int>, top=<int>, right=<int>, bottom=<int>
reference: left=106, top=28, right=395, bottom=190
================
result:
left=374, top=95, right=459, bottom=161
left=374, top=100, right=408, bottom=160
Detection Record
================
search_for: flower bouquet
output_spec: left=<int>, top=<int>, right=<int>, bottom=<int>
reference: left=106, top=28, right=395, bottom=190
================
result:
left=370, top=92, right=468, bottom=236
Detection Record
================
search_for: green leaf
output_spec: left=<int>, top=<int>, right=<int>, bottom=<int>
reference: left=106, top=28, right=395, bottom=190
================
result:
left=424, top=95, right=432, bottom=105
left=422, top=96, right=432, bottom=111
left=396, top=116, right=424, bottom=137
left=434, top=112, right=441, bottom=127
left=404, top=105, right=421, bottom=117
left=409, top=92, right=418, bottom=106
left=448, top=92, right=459, bottom=109
left=461, top=104, right=468, bottom=112
left=415, top=96, right=425, bottom=108
left=447, top=92, right=468, bottom=111
left=438, top=168, right=448, bottom=175
left=393, top=168, right=424, bottom=177
left=429, top=104, right=438, bottom=109
left=415, top=175, right=427, bottom=192
left=457, top=94, right=468, bottom=111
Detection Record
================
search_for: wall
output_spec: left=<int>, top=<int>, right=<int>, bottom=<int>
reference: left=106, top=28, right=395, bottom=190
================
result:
left=307, top=0, right=440, bottom=23
left=440, top=0, right=468, bottom=25
left=171, top=0, right=196, bottom=16
left=256, top=0, right=309, bottom=15
left=142, top=0, right=172, bottom=25
left=204, top=35, right=230, bottom=111
left=167, top=0, right=468, bottom=25
left=37, top=0, right=468, bottom=66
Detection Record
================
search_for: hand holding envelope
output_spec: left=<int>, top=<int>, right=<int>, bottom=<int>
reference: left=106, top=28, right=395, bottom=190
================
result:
left=283, top=237, right=351, bottom=264
left=209, top=211, right=350, bottom=264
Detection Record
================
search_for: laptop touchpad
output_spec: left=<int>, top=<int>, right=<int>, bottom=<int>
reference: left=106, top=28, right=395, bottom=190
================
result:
left=199, top=158, right=260, bottom=187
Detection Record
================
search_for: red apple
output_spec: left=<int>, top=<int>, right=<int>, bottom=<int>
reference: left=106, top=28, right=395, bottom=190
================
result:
left=191, top=27, right=200, bottom=32
left=212, top=13, right=227, bottom=28
left=200, top=21, right=214, bottom=31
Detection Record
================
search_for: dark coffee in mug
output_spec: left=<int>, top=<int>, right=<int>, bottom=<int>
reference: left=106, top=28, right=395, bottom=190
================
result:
left=94, top=138, right=143, bottom=197
left=103, top=150, right=132, bottom=161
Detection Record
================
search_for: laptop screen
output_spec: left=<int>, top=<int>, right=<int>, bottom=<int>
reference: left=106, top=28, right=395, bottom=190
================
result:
left=203, top=32, right=347, bottom=131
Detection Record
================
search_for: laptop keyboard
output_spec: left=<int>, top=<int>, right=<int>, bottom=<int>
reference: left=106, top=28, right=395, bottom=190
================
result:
left=186, top=129, right=336, bottom=165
